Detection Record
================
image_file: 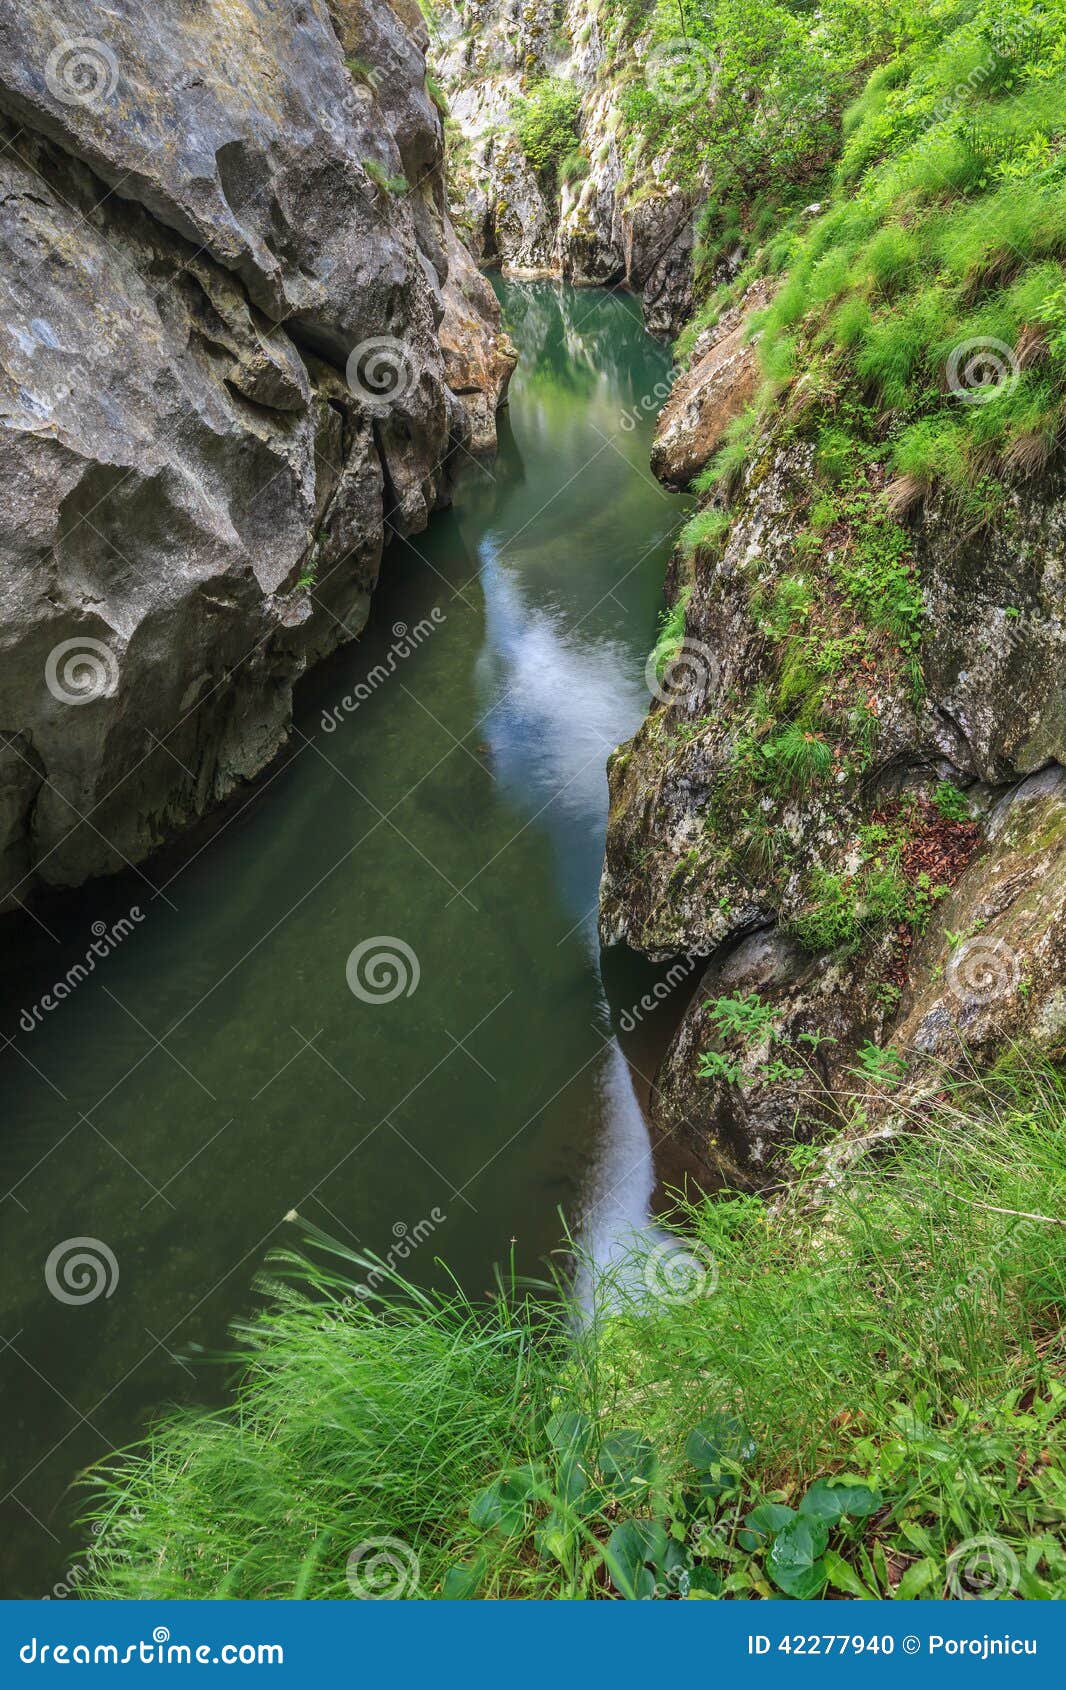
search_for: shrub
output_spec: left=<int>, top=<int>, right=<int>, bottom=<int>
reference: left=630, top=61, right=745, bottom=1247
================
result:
left=513, top=78, right=582, bottom=190
left=363, top=158, right=409, bottom=197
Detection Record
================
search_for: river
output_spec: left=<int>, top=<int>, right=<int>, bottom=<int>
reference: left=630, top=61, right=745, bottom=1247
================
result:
left=0, top=281, right=688, bottom=1595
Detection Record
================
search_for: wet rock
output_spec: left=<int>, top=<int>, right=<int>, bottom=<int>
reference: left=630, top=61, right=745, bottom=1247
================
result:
left=651, top=929, right=887, bottom=1189
left=440, top=220, right=518, bottom=453
left=601, top=408, right=1066, bottom=1185
left=649, top=771, right=1066, bottom=1188
left=893, top=768, right=1066, bottom=1063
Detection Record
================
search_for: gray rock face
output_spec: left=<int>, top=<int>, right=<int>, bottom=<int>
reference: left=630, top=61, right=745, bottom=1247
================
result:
left=652, top=769, right=1066, bottom=1187
left=0, top=0, right=511, bottom=910
left=650, top=279, right=774, bottom=489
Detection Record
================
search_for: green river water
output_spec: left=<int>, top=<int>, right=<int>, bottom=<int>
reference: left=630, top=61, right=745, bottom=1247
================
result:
left=0, top=282, right=689, bottom=1595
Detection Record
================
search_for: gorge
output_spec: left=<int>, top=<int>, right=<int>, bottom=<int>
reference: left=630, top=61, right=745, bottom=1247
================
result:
left=1, top=0, right=1065, bottom=1606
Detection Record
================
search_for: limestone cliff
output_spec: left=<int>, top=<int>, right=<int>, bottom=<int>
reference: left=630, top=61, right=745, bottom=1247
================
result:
left=600, top=294, right=1066, bottom=1190
left=0, top=0, right=513, bottom=910
left=432, top=0, right=696, bottom=335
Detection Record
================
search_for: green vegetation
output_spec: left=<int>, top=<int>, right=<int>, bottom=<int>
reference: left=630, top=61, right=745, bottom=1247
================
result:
left=649, top=583, right=691, bottom=679
left=81, top=1064, right=1066, bottom=1599
left=788, top=806, right=948, bottom=953
left=635, top=0, right=1066, bottom=506
left=513, top=78, right=582, bottom=192
left=933, top=779, right=974, bottom=822
left=679, top=506, right=730, bottom=557
left=752, top=0, right=1066, bottom=501
left=696, top=991, right=806, bottom=1086
left=426, top=72, right=450, bottom=116
left=559, top=148, right=591, bottom=187
left=82, top=1240, right=558, bottom=1600
left=344, top=54, right=381, bottom=91
left=363, top=158, right=409, bottom=198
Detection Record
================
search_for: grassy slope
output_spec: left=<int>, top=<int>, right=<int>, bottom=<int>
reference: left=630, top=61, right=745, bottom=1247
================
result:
left=627, top=0, right=1066, bottom=974
left=83, top=1063, right=1066, bottom=1599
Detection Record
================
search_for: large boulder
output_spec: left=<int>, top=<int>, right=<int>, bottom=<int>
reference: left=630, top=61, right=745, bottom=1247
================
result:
left=650, top=279, right=774, bottom=489
left=0, top=0, right=510, bottom=910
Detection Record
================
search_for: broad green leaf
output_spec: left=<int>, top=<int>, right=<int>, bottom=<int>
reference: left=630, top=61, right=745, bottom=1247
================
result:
left=604, top=1518, right=668, bottom=1600
left=534, top=1510, right=573, bottom=1565
left=770, top=1514, right=830, bottom=1572
left=547, top=1410, right=589, bottom=1458
left=441, top=1558, right=484, bottom=1599
left=597, top=1430, right=657, bottom=1498
left=557, top=1449, right=593, bottom=1509
left=468, top=1466, right=539, bottom=1535
left=799, top=1478, right=882, bottom=1522
left=895, top=1556, right=937, bottom=1598
left=738, top=1502, right=795, bottom=1550
left=684, top=1414, right=756, bottom=1471
left=687, top=1565, right=723, bottom=1597
left=768, top=1557, right=828, bottom=1599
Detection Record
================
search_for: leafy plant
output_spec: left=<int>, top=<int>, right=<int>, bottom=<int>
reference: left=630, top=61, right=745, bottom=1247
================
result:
left=932, top=780, right=973, bottom=822
left=513, top=78, right=582, bottom=191
left=649, top=585, right=691, bottom=680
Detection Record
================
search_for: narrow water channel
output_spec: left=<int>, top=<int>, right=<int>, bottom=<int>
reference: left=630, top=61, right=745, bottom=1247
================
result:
left=0, top=282, right=685, bottom=1594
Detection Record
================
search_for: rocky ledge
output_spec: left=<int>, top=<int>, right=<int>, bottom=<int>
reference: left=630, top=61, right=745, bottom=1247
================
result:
left=0, top=0, right=514, bottom=912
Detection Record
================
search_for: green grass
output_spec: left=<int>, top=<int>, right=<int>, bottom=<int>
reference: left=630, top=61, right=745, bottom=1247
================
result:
left=513, top=78, right=582, bottom=193
left=649, top=585, right=691, bottom=681
left=80, top=1064, right=1066, bottom=1600
left=747, top=2, right=1066, bottom=498
left=81, top=1241, right=563, bottom=1600
left=679, top=507, right=730, bottom=558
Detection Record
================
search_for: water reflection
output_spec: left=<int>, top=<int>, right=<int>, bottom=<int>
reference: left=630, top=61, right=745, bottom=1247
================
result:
left=0, top=281, right=687, bottom=1590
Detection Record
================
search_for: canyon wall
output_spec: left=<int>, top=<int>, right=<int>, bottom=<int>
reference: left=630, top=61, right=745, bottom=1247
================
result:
left=0, top=0, right=513, bottom=910
left=601, top=295, right=1066, bottom=1188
